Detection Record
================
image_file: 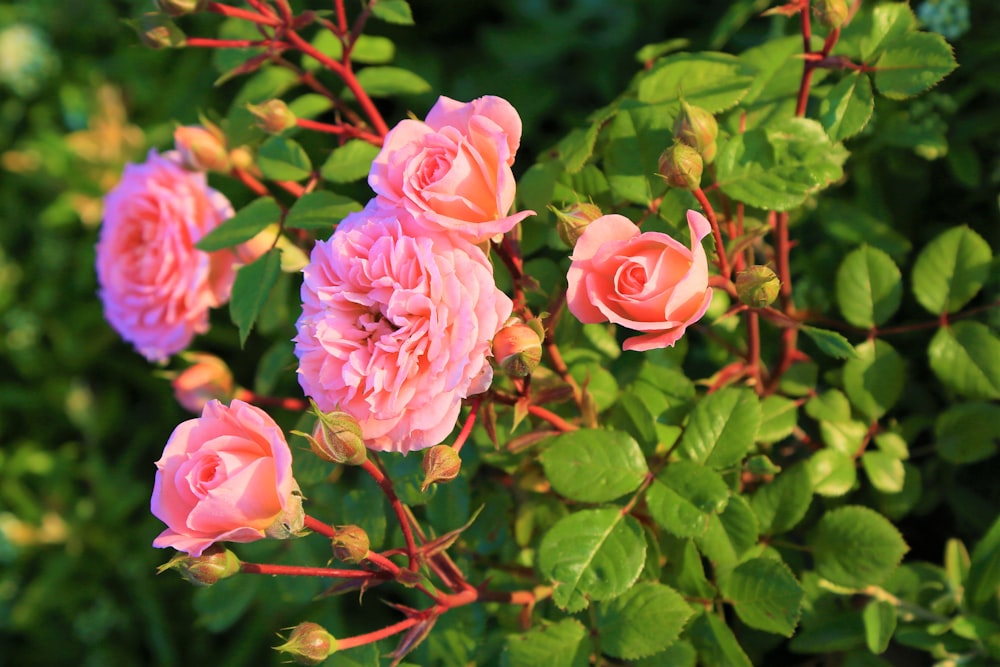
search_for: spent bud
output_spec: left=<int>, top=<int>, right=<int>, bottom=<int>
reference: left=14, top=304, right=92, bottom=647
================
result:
left=736, top=265, right=781, bottom=308
left=658, top=141, right=703, bottom=190
left=421, top=445, right=461, bottom=492
left=276, top=622, right=338, bottom=666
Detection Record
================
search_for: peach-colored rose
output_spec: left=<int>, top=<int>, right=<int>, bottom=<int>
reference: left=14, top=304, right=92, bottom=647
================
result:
left=566, top=210, right=714, bottom=352
left=96, top=149, right=237, bottom=362
left=151, top=399, right=299, bottom=556
left=368, top=95, right=534, bottom=243
left=294, top=201, right=512, bottom=454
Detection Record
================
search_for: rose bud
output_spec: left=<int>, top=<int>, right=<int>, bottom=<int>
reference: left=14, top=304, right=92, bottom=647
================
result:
left=551, top=202, right=603, bottom=247
left=228, top=145, right=255, bottom=172
left=304, top=402, right=368, bottom=466
left=247, top=99, right=297, bottom=135
left=492, top=320, right=543, bottom=378
left=233, top=224, right=279, bottom=266
left=276, top=622, right=338, bottom=666
left=658, top=141, right=703, bottom=190
left=155, top=0, right=206, bottom=17
left=736, top=265, right=781, bottom=308
left=157, top=544, right=241, bottom=587
left=331, top=525, right=370, bottom=564
left=673, top=99, right=719, bottom=164
left=134, top=13, right=186, bottom=49
left=174, top=125, right=231, bottom=173
left=813, top=0, right=850, bottom=29
left=421, top=445, right=462, bottom=492
left=171, top=352, right=235, bottom=413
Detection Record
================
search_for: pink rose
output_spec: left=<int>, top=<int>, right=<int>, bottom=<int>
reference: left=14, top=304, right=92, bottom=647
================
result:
left=294, top=201, right=512, bottom=454
left=151, top=399, right=299, bottom=556
left=96, top=149, right=237, bottom=362
left=566, top=210, right=714, bottom=352
left=368, top=95, right=534, bottom=243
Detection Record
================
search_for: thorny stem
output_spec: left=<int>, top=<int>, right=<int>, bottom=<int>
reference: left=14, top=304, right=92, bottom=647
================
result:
left=693, top=187, right=731, bottom=279
left=205, top=2, right=280, bottom=26
left=240, top=561, right=378, bottom=579
left=362, top=457, right=419, bottom=572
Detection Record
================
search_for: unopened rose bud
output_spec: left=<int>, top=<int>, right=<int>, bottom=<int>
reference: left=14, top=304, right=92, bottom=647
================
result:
left=275, top=622, right=338, bottom=666
left=234, top=223, right=279, bottom=265
left=305, top=403, right=368, bottom=465
left=265, top=482, right=305, bottom=540
left=551, top=202, right=603, bottom=247
left=171, top=353, right=235, bottom=413
left=331, top=525, right=370, bottom=564
left=421, top=445, right=461, bottom=492
left=736, top=266, right=781, bottom=308
left=133, top=13, right=186, bottom=49
left=228, top=145, right=255, bottom=171
left=174, top=125, right=230, bottom=173
left=492, top=321, right=543, bottom=378
left=674, top=100, right=719, bottom=164
left=155, top=0, right=206, bottom=17
left=247, top=99, right=297, bottom=135
left=658, top=141, right=703, bottom=190
left=158, top=544, right=241, bottom=586
left=813, top=0, right=850, bottom=29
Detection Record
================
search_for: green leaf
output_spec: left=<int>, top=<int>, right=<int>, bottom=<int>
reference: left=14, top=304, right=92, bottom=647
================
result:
left=607, top=391, right=658, bottom=452
left=632, top=641, right=697, bottom=667
left=861, top=451, right=905, bottom=494
left=715, top=118, right=847, bottom=211
left=502, top=619, right=589, bottom=667
left=751, top=463, right=813, bottom=535
left=722, top=557, right=804, bottom=637
left=819, top=419, right=869, bottom=457
left=354, top=67, right=430, bottom=97
left=285, top=191, right=363, bottom=230
left=370, top=0, right=414, bottom=25
left=757, top=395, right=797, bottom=444
left=556, top=122, right=602, bottom=174
left=603, top=101, right=674, bottom=206
left=843, top=339, right=905, bottom=421
left=820, top=72, right=874, bottom=141
left=807, top=449, right=858, bottom=497
left=646, top=460, right=730, bottom=538
left=306, top=32, right=396, bottom=67
left=256, top=136, right=312, bottom=181
left=928, top=322, right=1000, bottom=400
left=195, top=197, right=280, bottom=251
left=967, top=513, right=1000, bottom=613
left=836, top=246, right=903, bottom=329
left=862, top=600, right=896, bottom=654
left=596, top=583, right=693, bottom=659
left=320, top=139, right=381, bottom=183
left=801, top=325, right=857, bottom=360
left=805, top=389, right=851, bottom=423
left=637, top=52, right=754, bottom=112
left=687, top=611, right=753, bottom=667
left=538, top=509, right=646, bottom=612
left=912, top=226, right=993, bottom=315
left=935, top=402, right=1000, bottom=464
left=678, top=387, right=761, bottom=469
left=810, top=505, right=909, bottom=588
left=229, top=249, right=282, bottom=346
left=694, top=494, right=759, bottom=571
left=857, top=1, right=916, bottom=61
left=874, top=32, right=957, bottom=100
left=737, top=36, right=817, bottom=130
left=539, top=430, right=648, bottom=503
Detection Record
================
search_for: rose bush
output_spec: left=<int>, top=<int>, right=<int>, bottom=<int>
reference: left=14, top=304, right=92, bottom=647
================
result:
left=368, top=95, right=534, bottom=244
left=294, top=200, right=512, bottom=454
left=566, top=210, right=713, bottom=351
left=151, top=398, right=300, bottom=557
left=95, top=149, right=237, bottom=362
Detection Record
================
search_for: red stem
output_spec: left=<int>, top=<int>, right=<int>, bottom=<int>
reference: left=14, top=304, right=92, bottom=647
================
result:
left=693, top=188, right=731, bottom=279
left=336, top=616, right=421, bottom=651
left=362, top=458, right=419, bottom=571
left=295, top=117, right=383, bottom=145
left=304, top=514, right=336, bottom=538
left=205, top=2, right=281, bottom=26
left=185, top=37, right=270, bottom=49
left=240, top=561, right=377, bottom=578
left=452, top=398, right=481, bottom=453
left=528, top=405, right=578, bottom=432
left=231, top=168, right=271, bottom=198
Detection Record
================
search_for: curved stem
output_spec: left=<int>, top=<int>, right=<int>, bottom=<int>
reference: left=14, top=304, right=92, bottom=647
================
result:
left=240, top=561, right=378, bottom=579
left=362, top=458, right=419, bottom=571
left=693, top=188, right=731, bottom=279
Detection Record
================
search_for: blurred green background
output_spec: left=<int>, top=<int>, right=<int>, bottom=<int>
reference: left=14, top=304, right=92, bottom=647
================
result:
left=0, top=0, right=996, bottom=665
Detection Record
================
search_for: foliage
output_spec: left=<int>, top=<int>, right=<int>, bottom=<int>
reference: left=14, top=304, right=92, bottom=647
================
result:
left=1, top=1, right=999, bottom=666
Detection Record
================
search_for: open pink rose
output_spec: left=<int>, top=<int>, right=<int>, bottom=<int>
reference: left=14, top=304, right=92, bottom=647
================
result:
left=294, top=201, right=512, bottom=454
left=566, top=210, right=714, bottom=352
left=368, top=95, right=534, bottom=243
left=151, top=399, right=299, bottom=556
left=96, top=149, right=237, bottom=362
